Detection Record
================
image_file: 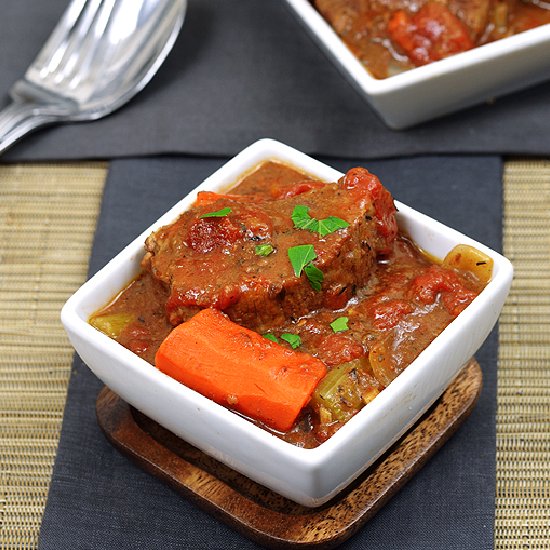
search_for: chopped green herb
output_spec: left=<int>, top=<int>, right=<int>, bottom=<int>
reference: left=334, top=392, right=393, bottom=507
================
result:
left=291, top=205, right=348, bottom=237
left=287, top=244, right=316, bottom=277
left=281, top=333, right=301, bottom=349
left=304, top=264, right=324, bottom=291
left=255, top=243, right=274, bottom=256
left=287, top=244, right=324, bottom=291
left=263, top=333, right=279, bottom=343
left=330, top=316, right=349, bottom=333
left=291, top=205, right=319, bottom=232
left=199, top=207, right=232, bottom=218
left=318, top=216, right=349, bottom=237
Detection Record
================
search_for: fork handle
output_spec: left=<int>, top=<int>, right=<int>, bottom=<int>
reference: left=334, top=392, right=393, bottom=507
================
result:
left=0, top=101, right=61, bottom=155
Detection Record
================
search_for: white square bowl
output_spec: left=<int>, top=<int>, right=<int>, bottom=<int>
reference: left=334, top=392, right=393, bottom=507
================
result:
left=285, top=0, right=550, bottom=129
left=61, top=138, right=513, bottom=507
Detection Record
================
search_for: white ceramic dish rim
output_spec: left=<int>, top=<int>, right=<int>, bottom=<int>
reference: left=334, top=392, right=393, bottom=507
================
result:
left=285, top=0, right=550, bottom=94
left=61, top=138, right=513, bottom=504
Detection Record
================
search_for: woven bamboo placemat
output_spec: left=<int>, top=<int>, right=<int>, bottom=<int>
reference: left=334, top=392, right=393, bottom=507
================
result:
left=496, top=160, right=550, bottom=550
left=0, top=160, right=548, bottom=548
left=0, top=163, right=106, bottom=549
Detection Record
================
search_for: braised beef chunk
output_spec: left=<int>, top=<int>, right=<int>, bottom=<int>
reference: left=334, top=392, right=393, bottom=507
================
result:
left=142, top=165, right=397, bottom=332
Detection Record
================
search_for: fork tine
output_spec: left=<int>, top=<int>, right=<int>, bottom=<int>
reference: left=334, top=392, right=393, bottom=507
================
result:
left=54, top=0, right=118, bottom=88
left=29, top=0, right=95, bottom=77
left=50, top=0, right=106, bottom=82
left=29, top=0, right=111, bottom=82
left=72, top=0, right=128, bottom=86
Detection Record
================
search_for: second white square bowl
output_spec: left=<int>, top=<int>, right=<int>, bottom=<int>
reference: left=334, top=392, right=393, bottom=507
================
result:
left=285, top=0, right=550, bottom=129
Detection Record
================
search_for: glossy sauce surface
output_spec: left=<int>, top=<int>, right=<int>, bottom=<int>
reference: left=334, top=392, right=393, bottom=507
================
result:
left=91, top=161, right=487, bottom=447
left=314, top=0, right=550, bottom=78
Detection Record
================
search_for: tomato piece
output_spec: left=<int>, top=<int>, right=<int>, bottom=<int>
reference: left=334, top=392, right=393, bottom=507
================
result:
left=317, top=333, right=365, bottom=366
left=410, top=265, right=478, bottom=316
left=185, top=216, right=244, bottom=253
left=185, top=205, right=272, bottom=254
left=411, top=266, right=457, bottom=304
left=269, top=180, right=325, bottom=199
left=388, top=2, right=474, bottom=66
left=372, top=299, right=414, bottom=330
left=340, top=167, right=398, bottom=246
left=441, top=286, right=478, bottom=316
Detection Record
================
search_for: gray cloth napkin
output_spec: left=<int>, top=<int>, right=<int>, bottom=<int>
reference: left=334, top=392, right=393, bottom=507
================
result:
left=1, top=0, right=549, bottom=161
left=39, top=154, right=501, bottom=549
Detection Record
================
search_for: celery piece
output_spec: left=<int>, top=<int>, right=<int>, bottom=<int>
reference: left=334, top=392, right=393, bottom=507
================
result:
left=89, top=312, right=135, bottom=340
left=368, top=335, right=398, bottom=388
left=311, top=360, right=366, bottom=423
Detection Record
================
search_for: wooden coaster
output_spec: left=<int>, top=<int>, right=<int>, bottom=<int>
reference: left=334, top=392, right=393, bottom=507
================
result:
left=96, top=359, right=482, bottom=549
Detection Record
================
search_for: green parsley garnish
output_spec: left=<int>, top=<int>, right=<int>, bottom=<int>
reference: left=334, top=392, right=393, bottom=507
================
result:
left=263, top=333, right=279, bottom=343
left=304, top=264, right=324, bottom=291
left=287, top=244, right=324, bottom=291
left=199, top=207, right=232, bottom=218
left=287, top=244, right=317, bottom=277
left=291, top=205, right=349, bottom=237
left=318, top=216, right=349, bottom=237
left=255, top=243, right=274, bottom=256
left=291, top=205, right=319, bottom=232
left=330, top=316, right=349, bottom=333
left=281, top=333, right=301, bottom=349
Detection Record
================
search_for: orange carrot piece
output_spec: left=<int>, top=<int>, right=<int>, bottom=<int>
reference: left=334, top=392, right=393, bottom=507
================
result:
left=195, top=191, right=263, bottom=207
left=155, top=309, right=327, bottom=432
left=194, top=191, right=233, bottom=207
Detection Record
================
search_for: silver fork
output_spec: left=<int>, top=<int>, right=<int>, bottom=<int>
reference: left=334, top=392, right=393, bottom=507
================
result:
left=0, top=0, right=187, bottom=155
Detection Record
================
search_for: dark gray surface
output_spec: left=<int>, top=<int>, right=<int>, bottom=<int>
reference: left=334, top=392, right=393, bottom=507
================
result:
left=39, top=155, right=501, bottom=549
left=1, top=0, right=549, bottom=161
